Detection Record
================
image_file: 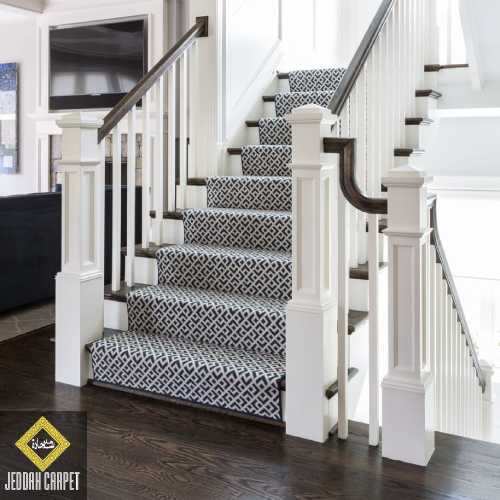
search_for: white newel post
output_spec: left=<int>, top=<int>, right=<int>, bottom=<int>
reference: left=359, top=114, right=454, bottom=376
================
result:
left=285, top=105, right=338, bottom=442
left=480, top=360, right=496, bottom=441
left=55, top=112, right=104, bottom=387
left=381, top=165, right=435, bottom=466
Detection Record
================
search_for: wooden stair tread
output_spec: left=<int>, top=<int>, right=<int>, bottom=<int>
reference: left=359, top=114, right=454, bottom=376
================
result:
left=277, top=71, right=290, bottom=80
left=405, top=117, right=433, bottom=125
left=104, top=282, right=150, bottom=303
left=262, top=95, right=276, bottom=102
left=175, top=177, right=206, bottom=186
left=280, top=367, right=359, bottom=399
left=350, top=262, right=388, bottom=280
left=416, top=89, right=442, bottom=99
left=227, top=148, right=243, bottom=155
left=246, top=120, right=260, bottom=127
left=150, top=209, right=184, bottom=220
left=394, top=148, right=425, bottom=157
left=121, top=243, right=173, bottom=258
left=348, top=310, right=369, bottom=335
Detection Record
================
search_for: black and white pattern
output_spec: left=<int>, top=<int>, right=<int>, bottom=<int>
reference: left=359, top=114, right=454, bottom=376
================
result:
left=288, top=68, right=346, bottom=93
left=274, top=91, right=335, bottom=117
left=183, top=208, right=292, bottom=253
left=206, top=176, right=292, bottom=212
left=90, top=331, right=286, bottom=421
left=127, top=284, right=287, bottom=355
left=258, top=118, right=292, bottom=145
left=157, top=244, right=292, bottom=301
left=241, top=146, right=292, bottom=177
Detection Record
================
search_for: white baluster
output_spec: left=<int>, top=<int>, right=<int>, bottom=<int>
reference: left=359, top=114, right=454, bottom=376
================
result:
left=179, top=52, right=188, bottom=209
left=435, top=265, right=443, bottom=431
left=112, top=122, right=122, bottom=291
left=446, top=294, right=454, bottom=434
left=464, top=330, right=470, bottom=437
left=349, top=88, right=358, bottom=270
left=167, top=65, right=177, bottom=212
left=481, top=360, right=496, bottom=441
left=153, top=76, right=164, bottom=244
left=451, top=308, right=457, bottom=434
left=142, top=91, right=151, bottom=249
left=367, top=52, right=376, bottom=197
left=127, top=106, right=137, bottom=287
left=467, top=349, right=472, bottom=437
left=368, top=214, right=380, bottom=446
left=387, top=10, right=395, bottom=173
left=379, top=29, right=388, bottom=180
left=357, top=66, right=367, bottom=266
left=459, top=325, right=465, bottom=436
left=429, top=244, right=437, bottom=426
left=441, top=276, right=448, bottom=431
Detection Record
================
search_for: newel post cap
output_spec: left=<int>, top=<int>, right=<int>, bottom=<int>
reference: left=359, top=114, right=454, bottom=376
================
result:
left=57, top=112, right=103, bottom=130
left=285, top=104, right=338, bottom=125
left=382, top=165, right=433, bottom=188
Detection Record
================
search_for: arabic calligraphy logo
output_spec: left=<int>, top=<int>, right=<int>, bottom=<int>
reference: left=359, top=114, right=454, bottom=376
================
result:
left=16, top=417, right=70, bottom=472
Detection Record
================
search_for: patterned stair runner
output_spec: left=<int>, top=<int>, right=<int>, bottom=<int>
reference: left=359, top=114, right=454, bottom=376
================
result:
left=91, top=67, right=346, bottom=422
left=90, top=332, right=286, bottom=421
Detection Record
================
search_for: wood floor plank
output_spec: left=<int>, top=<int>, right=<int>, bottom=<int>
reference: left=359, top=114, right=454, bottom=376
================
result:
left=0, top=325, right=499, bottom=499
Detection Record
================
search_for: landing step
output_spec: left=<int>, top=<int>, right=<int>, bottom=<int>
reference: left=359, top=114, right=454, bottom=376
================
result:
left=280, top=367, right=359, bottom=399
left=123, top=243, right=385, bottom=281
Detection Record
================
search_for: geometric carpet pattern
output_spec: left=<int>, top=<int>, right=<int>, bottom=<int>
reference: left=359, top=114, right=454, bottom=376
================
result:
left=183, top=208, right=292, bottom=253
left=288, top=68, right=346, bottom=93
left=127, top=284, right=287, bottom=355
left=206, top=176, right=292, bottom=212
left=90, top=331, right=286, bottom=421
left=258, top=118, right=292, bottom=145
left=157, top=244, right=292, bottom=301
left=275, top=91, right=335, bottom=117
left=241, top=145, right=292, bottom=177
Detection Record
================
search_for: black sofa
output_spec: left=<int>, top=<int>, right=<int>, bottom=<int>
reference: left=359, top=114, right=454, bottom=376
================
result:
left=0, top=186, right=142, bottom=313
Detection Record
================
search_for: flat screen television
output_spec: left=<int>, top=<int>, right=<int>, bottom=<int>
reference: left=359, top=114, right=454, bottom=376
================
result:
left=50, top=19, right=146, bottom=110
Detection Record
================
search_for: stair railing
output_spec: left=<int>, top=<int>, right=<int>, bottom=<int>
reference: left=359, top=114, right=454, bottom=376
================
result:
left=286, top=0, right=490, bottom=465
left=54, top=17, right=208, bottom=388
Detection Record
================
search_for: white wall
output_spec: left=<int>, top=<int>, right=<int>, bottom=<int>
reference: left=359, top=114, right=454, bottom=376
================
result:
left=0, top=19, right=37, bottom=196
left=427, top=117, right=500, bottom=177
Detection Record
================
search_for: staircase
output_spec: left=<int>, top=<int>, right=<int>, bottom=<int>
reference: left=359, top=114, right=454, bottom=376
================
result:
left=89, top=67, right=377, bottom=424
left=55, top=0, right=494, bottom=468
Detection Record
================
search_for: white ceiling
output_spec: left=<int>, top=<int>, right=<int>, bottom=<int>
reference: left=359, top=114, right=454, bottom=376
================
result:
left=469, top=0, right=500, bottom=81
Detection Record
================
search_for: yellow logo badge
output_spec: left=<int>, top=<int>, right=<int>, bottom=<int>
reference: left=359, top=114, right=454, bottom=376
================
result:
left=15, top=417, right=71, bottom=472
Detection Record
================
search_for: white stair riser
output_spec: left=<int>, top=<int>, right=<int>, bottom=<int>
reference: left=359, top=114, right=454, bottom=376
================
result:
left=424, top=72, right=439, bottom=90
left=416, top=94, right=438, bottom=118
left=405, top=123, right=432, bottom=150
left=247, top=127, right=260, bottom=146
left=160, top=219, right=184, bottom=245
left=104, top=300, right=128, bottom=331
left=264, top=101, right=276, bottom=118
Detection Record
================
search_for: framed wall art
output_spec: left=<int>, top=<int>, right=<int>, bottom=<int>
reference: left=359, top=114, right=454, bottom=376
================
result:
left=0, top=63, right=18, bottom=174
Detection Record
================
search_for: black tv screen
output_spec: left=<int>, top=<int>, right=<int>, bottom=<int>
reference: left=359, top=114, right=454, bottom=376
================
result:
left=50, top=19, right=146, bottom=110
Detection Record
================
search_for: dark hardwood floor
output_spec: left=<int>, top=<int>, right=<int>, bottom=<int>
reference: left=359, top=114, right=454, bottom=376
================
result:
left=1, top=326, right=500, bottom=499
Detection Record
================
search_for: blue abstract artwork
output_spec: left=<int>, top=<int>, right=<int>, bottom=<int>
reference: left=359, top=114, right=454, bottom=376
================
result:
left=0, top=63, right=18, bottom=174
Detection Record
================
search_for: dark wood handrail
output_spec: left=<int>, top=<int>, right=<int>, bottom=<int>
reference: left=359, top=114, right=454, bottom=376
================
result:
left=429, top=198, right=486, bottom=392
left=323, top=136, right=485, bottom=391
left=323, top=137, right=388, bottom=214
left=98, top=17, right=208, bottom=144
left=328, top=0, right=396, bottom=116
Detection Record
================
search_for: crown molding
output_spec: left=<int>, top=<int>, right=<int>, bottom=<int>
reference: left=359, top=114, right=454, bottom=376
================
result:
left=0, top=0, right=42, bottom=16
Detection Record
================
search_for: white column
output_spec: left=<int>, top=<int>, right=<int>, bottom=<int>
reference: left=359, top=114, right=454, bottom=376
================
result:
left=381, top=165, right=435, bottom=466
left=55, top=112, right=104, bottom=387
left=285, top=104, right=338, bottom=443
left=480, top=359, right=496, bottom=441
